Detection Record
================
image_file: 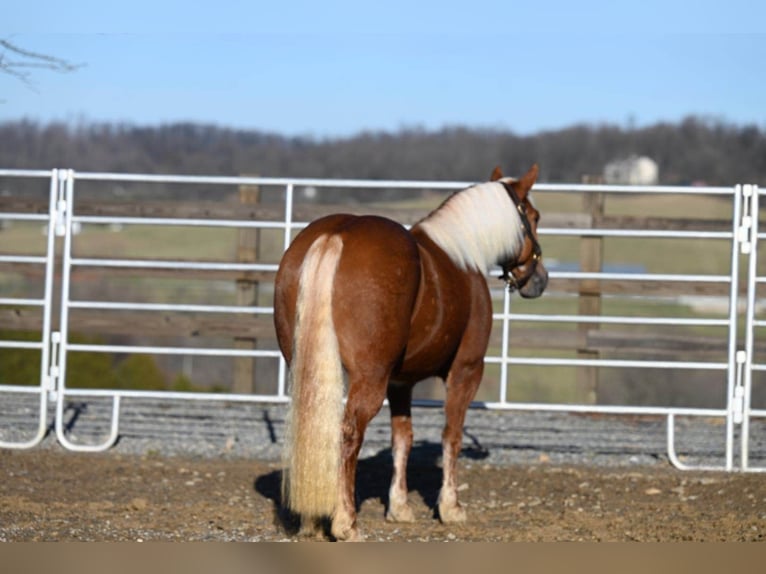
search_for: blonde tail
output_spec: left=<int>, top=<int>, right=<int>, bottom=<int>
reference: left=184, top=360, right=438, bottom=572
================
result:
left=282, top=234, right=344, bottom=518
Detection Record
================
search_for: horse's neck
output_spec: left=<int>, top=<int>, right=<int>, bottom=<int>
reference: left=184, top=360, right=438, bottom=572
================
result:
left=412, top=183, right=522, bottom=275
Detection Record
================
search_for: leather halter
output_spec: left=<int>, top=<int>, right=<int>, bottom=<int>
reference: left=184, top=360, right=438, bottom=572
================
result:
left=499, top=181, right=543, bottom=291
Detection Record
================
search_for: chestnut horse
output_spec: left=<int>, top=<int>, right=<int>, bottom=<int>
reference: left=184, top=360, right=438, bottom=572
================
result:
left=273, top=164, right=547, bottom=540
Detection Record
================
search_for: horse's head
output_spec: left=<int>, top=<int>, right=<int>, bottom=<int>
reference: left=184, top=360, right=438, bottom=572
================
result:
left=491, top=164, right=548, bottom=298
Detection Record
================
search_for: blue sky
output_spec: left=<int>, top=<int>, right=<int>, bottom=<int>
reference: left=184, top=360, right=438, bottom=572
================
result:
left=2, top=1, right=766, bottom=137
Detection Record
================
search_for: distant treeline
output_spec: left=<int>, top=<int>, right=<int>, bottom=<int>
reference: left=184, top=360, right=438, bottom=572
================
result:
left=1, top=115, right=764, bottom=186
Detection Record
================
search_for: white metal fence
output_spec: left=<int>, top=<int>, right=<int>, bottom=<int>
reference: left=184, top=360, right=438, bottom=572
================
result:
left=0, top=168, right=763, bottom=471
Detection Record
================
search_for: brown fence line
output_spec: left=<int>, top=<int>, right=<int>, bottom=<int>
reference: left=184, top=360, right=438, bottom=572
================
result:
left=0, top=308, right=275, bottom=339
left=0, top=263, right=278, bottom=283
left=0, top=196, right=416, bottom=222
left=0, top=197, right=48, bottom=214
left=0, top=261, right=744, bottom=298
left=0, top=261, right=744, bottom=301
left=0, top=196, right=734, bottom=231
left=0, top=308, right=740, bottom=358
left=585, top=330, right=731, bottom=357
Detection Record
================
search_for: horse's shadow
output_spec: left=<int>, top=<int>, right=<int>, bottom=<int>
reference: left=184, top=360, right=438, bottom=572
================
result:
left=253, top=440, right=489, bottom=536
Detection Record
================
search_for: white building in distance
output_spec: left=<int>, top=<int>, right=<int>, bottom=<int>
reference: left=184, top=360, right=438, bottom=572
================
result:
left=604, top=155, right=659, bottom=185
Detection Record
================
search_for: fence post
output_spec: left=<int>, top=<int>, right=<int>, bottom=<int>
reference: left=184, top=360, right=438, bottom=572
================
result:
left=232, top=179, right=260, bottom=394
left=577, top=189, right=604, bottom=404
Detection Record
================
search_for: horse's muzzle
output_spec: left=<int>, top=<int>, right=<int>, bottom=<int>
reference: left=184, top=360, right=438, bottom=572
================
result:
left=519, top=263, right=548, bottom=299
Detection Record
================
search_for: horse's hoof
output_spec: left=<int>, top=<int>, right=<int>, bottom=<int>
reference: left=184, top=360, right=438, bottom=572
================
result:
left=386, top=503, right=416, bottom=523
left=438, top=502, right=467, bottom=523
left=332, top=525, right=365, bottom=542
left=297, top=516, right=325, bottom=539
left=331, top=516, right=365, bottom=541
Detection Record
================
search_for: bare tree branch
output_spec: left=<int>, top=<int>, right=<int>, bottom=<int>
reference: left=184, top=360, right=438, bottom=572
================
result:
left=0, top=38, right=84, bottom=92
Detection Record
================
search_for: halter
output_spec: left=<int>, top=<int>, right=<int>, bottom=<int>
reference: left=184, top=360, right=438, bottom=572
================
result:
left=499, top=181, right=543, bottom=292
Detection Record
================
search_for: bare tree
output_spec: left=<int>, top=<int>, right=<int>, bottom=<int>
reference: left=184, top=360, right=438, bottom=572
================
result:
left=0, top=38, right=83, bottom=92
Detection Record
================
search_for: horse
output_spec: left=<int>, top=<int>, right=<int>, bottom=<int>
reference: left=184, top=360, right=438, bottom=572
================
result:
left=273, top=164, right=548, bottom=540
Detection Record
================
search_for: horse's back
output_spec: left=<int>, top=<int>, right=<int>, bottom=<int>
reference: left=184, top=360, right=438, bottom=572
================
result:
left=274, top=214, right=421, bottom=371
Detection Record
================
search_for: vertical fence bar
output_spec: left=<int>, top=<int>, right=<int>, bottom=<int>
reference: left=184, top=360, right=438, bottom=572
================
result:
left=498, top=287, right=511, bottom=405
left=277, top=182, right=295, bottom=399
left=55, top=170, right=74, bottom=397
left=742, top=184, right=759, bottom=470
left=283, top=182, right=294, bottom=252
left=277, top=356, right=287, bottom=399
left=724, top=185, right=744, bottom=470
left=39, top=169, right=59, bottom=399
left=54, top=170, right=75, bottom=445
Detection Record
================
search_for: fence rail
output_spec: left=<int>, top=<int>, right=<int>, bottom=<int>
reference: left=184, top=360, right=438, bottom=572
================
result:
left=0, top=168, right=763, bottom=471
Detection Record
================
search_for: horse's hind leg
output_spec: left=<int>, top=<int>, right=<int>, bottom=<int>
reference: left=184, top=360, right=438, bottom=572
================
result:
left=438, top=359, right=483, bottom=523
left=331, top=371, right=389, bottom=542
left=385, top=383, right=416, bottom=523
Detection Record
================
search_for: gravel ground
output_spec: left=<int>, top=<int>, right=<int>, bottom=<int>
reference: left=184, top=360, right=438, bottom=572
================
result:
left=2, top=393, right=764, bottom=468
left=2, top=393, right=766, bottom=541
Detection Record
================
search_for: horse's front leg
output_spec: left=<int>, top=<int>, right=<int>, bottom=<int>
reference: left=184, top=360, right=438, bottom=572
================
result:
left=438, top=359, right=483, bottom=523
left=332, top=374, right=387, bottom=541
left=386, top=383, right=416, bottom=523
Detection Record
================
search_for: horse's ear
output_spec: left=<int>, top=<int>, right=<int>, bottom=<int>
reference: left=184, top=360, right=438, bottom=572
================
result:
left=490, top=166, right=504, bottom=181
left=516, top=164, right=539, bottom=200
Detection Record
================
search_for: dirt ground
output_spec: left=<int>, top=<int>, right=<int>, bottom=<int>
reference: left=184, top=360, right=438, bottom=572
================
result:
left=1, top=448, right=765, bottom=542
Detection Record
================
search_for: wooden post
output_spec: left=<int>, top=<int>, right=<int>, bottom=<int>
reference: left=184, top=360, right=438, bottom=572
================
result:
left=232, top=180, right=260, bottom=394
left=577, top=189, right=604, bottom=404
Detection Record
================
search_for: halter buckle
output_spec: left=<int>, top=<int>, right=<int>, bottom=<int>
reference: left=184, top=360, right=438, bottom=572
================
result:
left=500, top=267, right=519, bottom=292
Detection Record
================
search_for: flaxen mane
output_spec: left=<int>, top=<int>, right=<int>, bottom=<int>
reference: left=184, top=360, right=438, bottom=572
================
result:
left=416, top=179, right=525, bottom=274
